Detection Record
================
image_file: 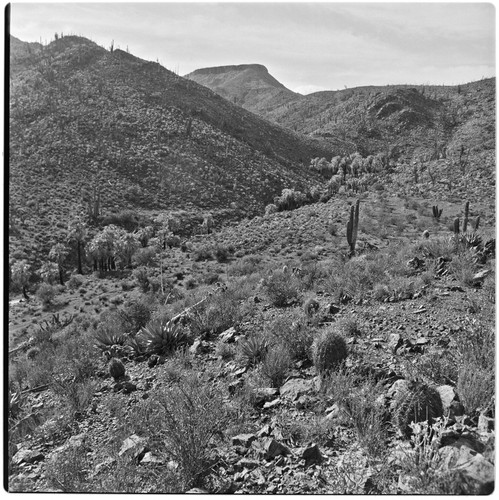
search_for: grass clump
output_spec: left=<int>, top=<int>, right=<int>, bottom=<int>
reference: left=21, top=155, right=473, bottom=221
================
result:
left=260, top=344, right=292, bottom=388
left=262, top=270, right=301, bottom=307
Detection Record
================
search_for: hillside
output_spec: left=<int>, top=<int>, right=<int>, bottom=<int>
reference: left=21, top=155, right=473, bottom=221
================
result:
left=9, top=35, right=331, bottom=265
left=186, top=64, right=302, bottom=115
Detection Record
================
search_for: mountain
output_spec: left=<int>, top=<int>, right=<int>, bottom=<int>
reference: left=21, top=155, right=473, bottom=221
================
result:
left=186, top=63, right=301, bottom=115
left=9, top=35, right=332, bottom=264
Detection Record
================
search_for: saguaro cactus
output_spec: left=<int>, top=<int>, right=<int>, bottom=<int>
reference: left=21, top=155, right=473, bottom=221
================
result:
left=472, top=216, right=480, bottom=231
left=453, top=217, right=460, bottom=236
left=346, top=199, right=360, bottom=256
left=432, top=205, right=443, bottom=221
left=463, top=201, right=470, bottom=233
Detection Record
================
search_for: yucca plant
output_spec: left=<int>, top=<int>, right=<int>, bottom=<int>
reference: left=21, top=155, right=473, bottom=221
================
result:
left=137, top=319, right=191, bottom=356
left=238, top=335, right=268, bottom=368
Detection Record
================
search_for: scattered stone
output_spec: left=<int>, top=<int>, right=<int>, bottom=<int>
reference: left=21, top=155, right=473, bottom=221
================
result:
left=256, top=424, right=272, bottom=438
left=235, top=458, right=260, bottom=471
left=263, top=399, right=281, bottom=410
left=140, top=452, right=162, bottom=464
left=302, top=444, right=323, bottom=467
left=122, top=381, right=137, bottom=394
left=186, top=488, right=210, bottom=493
left=147, top=355, right=159, bottom=368
left=280, top=378, right=314, bottom=401
left=387, top=333, right=403, bottom=353
left=254, top=388, right=279, bottom=406
left=436, top=385, right=456, bottom=413
left=118, top=434, right=149, bottom=462
left=478, top=414, right=494, bottom=434
left=219, top=327, right=237, bottom=343
left=328, top=303, right=341, bottom=315
left=189, top=339, right=209, bottom=355
left=263, top=438, right=291, bottom=460
left=12, top=449, right=45, bottom=465
left=232, top=434, right=257, bottom=448
left=472, top=269, right=491, bottom=284
left=228, top=379, right=244, bottom=395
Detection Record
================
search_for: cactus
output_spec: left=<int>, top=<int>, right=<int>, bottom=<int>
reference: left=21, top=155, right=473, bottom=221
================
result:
left=346, top=199, right=360, bottom=256
left=109, top=358, right=125, bottom=380
left=453, top=217, right=460, bottom=236
left=312, top=329, right=348, bottom=374
left=432, top=205, right=443, bottom=221
left=303, top=297, right=320, bottom=316
left=463, top=201, right=470, bottom=233
left=392, top=381, right=443, bottom=438
left=472, top=216, right=480, bottom=231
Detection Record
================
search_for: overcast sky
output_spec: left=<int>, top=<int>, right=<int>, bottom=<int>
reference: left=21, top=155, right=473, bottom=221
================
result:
left=9, top=2, right=496, bottom=94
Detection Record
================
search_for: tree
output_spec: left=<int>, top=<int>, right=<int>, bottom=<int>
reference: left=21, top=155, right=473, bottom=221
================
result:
left=49, top=242, right=69, bottom=285
left=68, top=215, right=88, bottom=274
left=38, top=262, right=59, bottom=284
left=115, top=231, right=139, bottom=268
left=11, top=259, right=31, bottom=299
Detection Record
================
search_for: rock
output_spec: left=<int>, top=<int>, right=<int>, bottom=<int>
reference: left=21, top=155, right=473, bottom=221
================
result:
left=436, top=385, right=456, bottom=413
left=478, top=414, right=494, bottom=434
left=328, top=303, right=341, bottom=315
left=263, top=399, right=281, bottom=410
left=140, top=452, right=162, bottom=464
left=472, top=269, right=491, bottom=284
left=302, top=444, right=323, bottom=467
left=280, top=378, right=314, bottom=401
left=235, top=458, right=260, bottom=471
left=189, top=339, right=209, bottom=355
left=449, top=400, right=465, bottom=419
left=232, top=434, right=257, bottom=448
left=263, top=438, right=291, bottom=460
left=219, top=327, right=237, bottom=343
left=387, top=379, right=409, bottom=402
left=256, top=424, right=272, bottom=438
left=122, top=381, right=137, bottom=394
left=12, top=449, right=45, bottom=465
left=228, top=379, right=244, bottom=395
left=118, top=434, right=149, bottom=462
left=186, top=488, right=209, bottom=493
left=254, top=388, right=279, bottom=406
left=437, top=445, right=494, bottom=494
left=147, top=354, right=159, bottom=368
left=387, top=333, right=403, bottom=352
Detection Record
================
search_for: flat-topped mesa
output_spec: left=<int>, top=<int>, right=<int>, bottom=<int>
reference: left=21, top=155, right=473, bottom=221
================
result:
left=188, top=64, right=271, bottom=76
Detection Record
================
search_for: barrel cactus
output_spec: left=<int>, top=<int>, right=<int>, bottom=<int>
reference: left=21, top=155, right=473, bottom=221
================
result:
left=392, top=380, right=443, bottom=438
left=109, top=358, right=126, bottom=380
left=312, top=329, right=348, bottom=374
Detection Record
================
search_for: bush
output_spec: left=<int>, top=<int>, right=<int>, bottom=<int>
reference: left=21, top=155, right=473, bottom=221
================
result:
left=119, top=297, right=152, bottom=333
left=262, top=270, right=301, bottom=307
left=213, top=244, right=232, bottom=263
left=260, top=344, right=292, bottom=387
left=265, top=204, right=277, bottom=216
left=66, top=274, right=84, bottom=290
left=138, top=374, right=234, bottom=489
left=132, top=247, right=157, bottom=268
left=192, top=245, right=213, bottom=262
left=36, top=283, right=57, bottom=305
left=267, top=313, right=314, bottom=361
left=312, top=329, right=348, bottom=374
left=132, top=266, right=152, bottom=292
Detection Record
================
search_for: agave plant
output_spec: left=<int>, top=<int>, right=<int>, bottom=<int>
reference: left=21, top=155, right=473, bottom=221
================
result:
left=137, top=319, right=191, bottom=356
left=93, top=330, right=129, bottom=353
left=238, top=335, right=268, bottom=368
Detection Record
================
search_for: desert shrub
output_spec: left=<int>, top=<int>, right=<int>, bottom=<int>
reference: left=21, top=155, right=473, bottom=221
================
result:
left=66, top=274, right=84, bottom=290
left=275, top=188, right=307, bottom=211
left=118, top=297, right=152, bottom=333
left=136, top=374, right=234, bottom=490
left=192, top=244, right=213, bottom=261
left=36, top=283, right=57, bottom=305
left=337, top=318, right=362, bottom=337
left=45, top=443, right=92, bottom=492
left=455, top=320, right=494, bottom=415
left=449, top=250, right=477, bottom=287
left=412, top=350, right=458, bottom=386
left=237, top=335, right=268, bottom=368
left=132, top=247, right=157, bottom=268
left=165, top=234, right=181, bottom=248
left=267, top=312, right=314, bottom=361
left=215, top=342, right=236, bottom=361
left=213, top=244, right=232, bottom=263
left=260, top=344, right=292, bottom=387
left=132, top=266, right=152, bottom=292
left=228, top=254, right=262, bottom=276
left=262, top=270, right=301, bottom=307
left=184, top=277, right=197, bottom=289
left=102, top=210, right=142, bottom=231
left=52, top=377, right=98, bottom=417
left=312, top=329, right=348, bottom=375
left=264, top=203, right=277, bottom=216
left=202, top=272, right=219, bottom=285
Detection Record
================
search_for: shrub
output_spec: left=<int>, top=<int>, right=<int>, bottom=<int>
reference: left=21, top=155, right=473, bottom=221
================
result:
left=312, top=329, right=348, bottom=374
left=36, top=283, right=57, bottom=305
left=132, top=247, right=157, bottom=268
left=267, top=313, right=315, bottom=361
left=392, top=380, right=444, bottom=438
left=260, top=344, right=292, bottom=388
left=119, top=297, right=152, bottom=333
left=138, top=374, right=234, bottom=489
left=262, top=270, right=301, bottom=307
left=66, top=274, right=84, bottom=290
left=213, top=244, right=232, bottom=263
left=132, top=266, right=152, bottom=292
left=265, top=204, right=277, bottom=216
left=192, top=245, right=213, bottom=261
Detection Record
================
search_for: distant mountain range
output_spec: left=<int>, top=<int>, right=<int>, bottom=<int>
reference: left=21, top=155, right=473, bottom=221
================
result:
left=187, top=63, right=495, bottom=161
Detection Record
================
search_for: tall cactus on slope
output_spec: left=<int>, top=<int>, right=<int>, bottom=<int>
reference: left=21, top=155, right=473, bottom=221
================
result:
left=346, top=199, right=360, bottom=257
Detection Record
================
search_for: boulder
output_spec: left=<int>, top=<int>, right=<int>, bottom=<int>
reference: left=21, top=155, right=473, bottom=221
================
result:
left=263, top=438, right=291, bottom=460
left=12, top=449, right=45, bottom=465
left=118, top=434, right=149, bottom=462
left=219, top=327, right=237, bottom=343
left=302, top=444, right=323, bottom=467
left=436, top=385, right=456, bottom=413
left=280, top=378, right=314, bottom=401
left=232, top=434, right=257, bottom=448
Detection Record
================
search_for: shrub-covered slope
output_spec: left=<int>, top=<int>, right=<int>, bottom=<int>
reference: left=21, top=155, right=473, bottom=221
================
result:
left=9, top=35, right=332, bottom=260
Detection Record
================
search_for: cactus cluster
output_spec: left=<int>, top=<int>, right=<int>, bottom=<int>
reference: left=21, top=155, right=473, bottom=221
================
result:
left=346, top=199, right=360, bottom=257
left=453, top=201, right=480, bottom=236
left=392, top=380, right=443, bottom=438
left=432, top=205, right=443, bottom=221
left=312, top=329, right=348, bottom=374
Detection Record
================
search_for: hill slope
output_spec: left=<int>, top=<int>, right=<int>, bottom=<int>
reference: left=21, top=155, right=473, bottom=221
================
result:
left=9, top=35, right=332, bottom=263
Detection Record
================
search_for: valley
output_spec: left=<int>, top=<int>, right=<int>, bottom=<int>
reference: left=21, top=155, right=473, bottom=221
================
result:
left=7, top=33, right=495, bottom=494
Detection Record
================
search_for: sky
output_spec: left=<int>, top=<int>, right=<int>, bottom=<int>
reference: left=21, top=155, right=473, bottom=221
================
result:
left=8, top=1, right=496, bottom=94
